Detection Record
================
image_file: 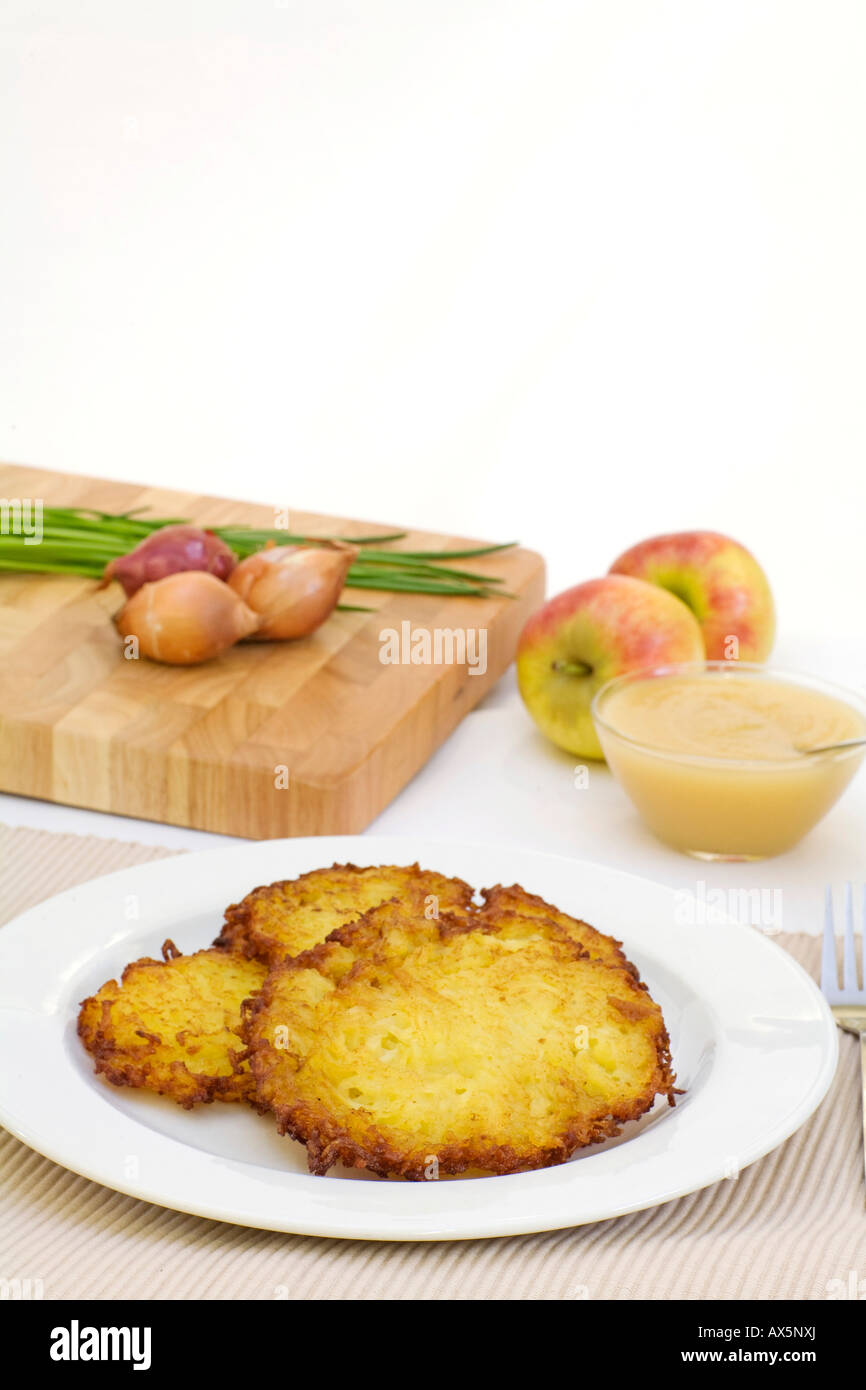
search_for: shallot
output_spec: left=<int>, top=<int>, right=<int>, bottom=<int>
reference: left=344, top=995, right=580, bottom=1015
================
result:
left=100, top=524, right=237, bottom=598
left=115, top=571, right=259, bottom=665
left=228, top=540, right=359, bottom=640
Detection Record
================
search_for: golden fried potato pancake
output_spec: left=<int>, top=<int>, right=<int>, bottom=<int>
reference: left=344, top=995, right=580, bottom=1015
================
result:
left=216, top=862, right=474, bottom=965
left=243, top=899, right=676, bottom=1178
left=480, top=883, right=636, bottom=975
left=78, top=943, right=267, bottom=1108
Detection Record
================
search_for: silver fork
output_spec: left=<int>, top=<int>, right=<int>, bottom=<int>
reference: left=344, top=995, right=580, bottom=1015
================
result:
left=821, top=884, right=866, bottom=1187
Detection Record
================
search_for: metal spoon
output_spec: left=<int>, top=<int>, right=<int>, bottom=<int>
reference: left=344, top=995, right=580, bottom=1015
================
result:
left=796, top=736, right=866, bottom=756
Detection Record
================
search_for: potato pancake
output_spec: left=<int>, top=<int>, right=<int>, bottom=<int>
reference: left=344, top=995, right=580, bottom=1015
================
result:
left=216, top=862, right=474, bottom=965
left=480, top=882, right=636, bottom=975
left=243, top=899, right=675, bottom=1178
left=78, top=943, right=267, bottom=1108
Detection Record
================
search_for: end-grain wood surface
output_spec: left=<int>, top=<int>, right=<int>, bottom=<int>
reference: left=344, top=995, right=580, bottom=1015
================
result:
left=0, top=464, right=545, bottom=837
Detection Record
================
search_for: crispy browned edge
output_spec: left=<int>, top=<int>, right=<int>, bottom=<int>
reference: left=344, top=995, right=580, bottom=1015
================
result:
left=480, top=882, right=641, bottom=980
left=77, top=940, right=261, bottom=1110
left=214, top=861, right=475, bottom=963
left=242, top=906, right=677, bottom=1179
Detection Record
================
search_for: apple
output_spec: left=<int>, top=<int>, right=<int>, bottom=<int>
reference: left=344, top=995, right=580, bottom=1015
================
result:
left=516, top=575, right=705, bottom=759
left=609, top=530, right=775, bottom=662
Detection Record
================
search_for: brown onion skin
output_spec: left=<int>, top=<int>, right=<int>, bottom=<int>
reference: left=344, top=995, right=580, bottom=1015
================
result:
left=100, top=525, right=237, bottom=598
left=115, top=571, right=260, bottom=665
left=228, top=540, right=359, bottom=640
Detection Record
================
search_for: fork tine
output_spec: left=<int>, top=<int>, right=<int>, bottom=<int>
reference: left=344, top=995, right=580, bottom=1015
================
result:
left=843, top=882, right=859, bottom=995
left=822, top=885, right=839, bottom=999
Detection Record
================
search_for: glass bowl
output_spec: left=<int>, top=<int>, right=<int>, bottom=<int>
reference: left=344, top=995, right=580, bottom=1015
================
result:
left=591, top=662, right=866, bottom=860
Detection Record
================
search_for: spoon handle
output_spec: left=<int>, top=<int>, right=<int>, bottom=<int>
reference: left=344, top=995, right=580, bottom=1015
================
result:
left=799, top=736, right=866, bottom=756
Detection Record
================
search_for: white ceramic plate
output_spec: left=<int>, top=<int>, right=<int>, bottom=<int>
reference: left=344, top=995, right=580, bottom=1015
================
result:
left=0, top=836, right=837, bottom=1241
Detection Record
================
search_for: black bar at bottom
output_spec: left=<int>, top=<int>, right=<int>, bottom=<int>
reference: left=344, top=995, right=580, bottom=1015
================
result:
left=3, top=1296, right=857, bottom=1374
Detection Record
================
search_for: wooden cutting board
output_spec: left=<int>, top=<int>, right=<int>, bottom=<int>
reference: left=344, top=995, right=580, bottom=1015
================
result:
left=0, top=464, right=545, bottom=838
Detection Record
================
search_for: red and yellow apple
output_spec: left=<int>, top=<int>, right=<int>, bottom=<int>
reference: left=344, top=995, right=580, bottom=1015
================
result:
left=609, top=531, right=775, bottom=662
left=516, top=575, right=705, bottom=759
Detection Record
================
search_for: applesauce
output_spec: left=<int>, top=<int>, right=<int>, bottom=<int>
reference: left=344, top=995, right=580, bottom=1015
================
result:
left=592, top=664, right=866, bottom=859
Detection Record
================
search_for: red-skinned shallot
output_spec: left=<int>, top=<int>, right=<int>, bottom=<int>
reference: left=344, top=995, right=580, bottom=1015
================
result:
left=100, top=524, right=237, bottom=598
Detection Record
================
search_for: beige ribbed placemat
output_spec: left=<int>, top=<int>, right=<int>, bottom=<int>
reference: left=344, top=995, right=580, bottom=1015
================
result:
left=1, top=822, right=863, bottom=1301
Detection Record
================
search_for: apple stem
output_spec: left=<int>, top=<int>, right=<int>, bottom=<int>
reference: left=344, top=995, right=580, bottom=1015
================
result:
left=552, top=659, right=593, bottom=678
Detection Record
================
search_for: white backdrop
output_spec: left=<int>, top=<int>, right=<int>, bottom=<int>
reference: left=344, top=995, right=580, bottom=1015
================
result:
left=2, top=1, right=865, bottom=635
left=0, top=2, right=864, bottom=912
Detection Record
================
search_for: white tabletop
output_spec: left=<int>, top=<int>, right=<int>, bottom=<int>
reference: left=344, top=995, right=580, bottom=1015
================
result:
left=1, top=2, right=864, bottom=932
